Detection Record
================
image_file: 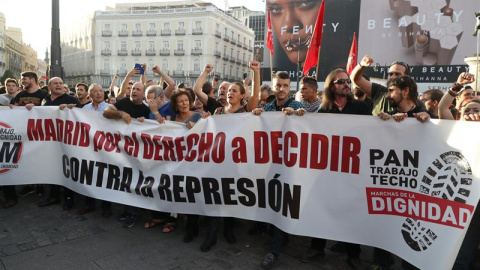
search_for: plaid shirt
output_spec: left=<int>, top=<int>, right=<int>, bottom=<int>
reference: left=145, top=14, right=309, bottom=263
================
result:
left=263, top=97, right=306, bottom=111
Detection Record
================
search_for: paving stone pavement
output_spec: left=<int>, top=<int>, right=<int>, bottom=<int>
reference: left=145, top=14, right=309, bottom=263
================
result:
left=0, top=188, right=409, bottom=270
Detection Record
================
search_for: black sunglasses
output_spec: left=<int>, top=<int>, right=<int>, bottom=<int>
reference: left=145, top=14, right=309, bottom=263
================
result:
left=333, top=78, right=351, bottom=85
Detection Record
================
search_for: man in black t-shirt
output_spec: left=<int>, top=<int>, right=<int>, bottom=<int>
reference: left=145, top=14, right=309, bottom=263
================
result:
left=11, top=72, right=48, bottom=108
left=378, top=75, right=431, bottom=123
left=37, top=77, right=81, bottom=209
left=104, top=81, right=150, bottom=123
left=103, top=80, right=150, bottom=228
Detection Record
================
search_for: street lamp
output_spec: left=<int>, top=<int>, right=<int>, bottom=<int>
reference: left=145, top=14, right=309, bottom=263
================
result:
left=285, top=37, right=311, bottom=91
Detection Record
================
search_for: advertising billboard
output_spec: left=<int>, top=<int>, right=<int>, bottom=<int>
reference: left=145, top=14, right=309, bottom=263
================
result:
left=262, top=0, right=479, bottom=88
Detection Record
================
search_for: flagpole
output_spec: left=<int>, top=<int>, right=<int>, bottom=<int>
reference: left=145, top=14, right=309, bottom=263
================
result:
left=315, top=46, right=321, bottom=81
left=270, top=54, right=273, bottom=82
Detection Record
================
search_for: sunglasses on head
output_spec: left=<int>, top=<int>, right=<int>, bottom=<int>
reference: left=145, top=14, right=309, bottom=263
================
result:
left=390, top=61, right=410, bottom=72
left=333, top=78, right=351, bottom=85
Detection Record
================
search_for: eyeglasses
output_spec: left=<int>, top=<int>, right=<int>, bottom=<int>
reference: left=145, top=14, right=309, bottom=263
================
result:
left=333, top=78, right=351, bottom=85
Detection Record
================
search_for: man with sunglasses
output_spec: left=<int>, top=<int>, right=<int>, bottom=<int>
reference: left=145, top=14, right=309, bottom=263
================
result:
left=297, top=69, right=370, bottom=268
left=350, top=56, right=422, bottom=116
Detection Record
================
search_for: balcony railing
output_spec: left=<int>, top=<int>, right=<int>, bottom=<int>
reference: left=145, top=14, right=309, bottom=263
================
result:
left=175, top=29, right=186, bottom=35
left=214, top=51, right=221, bottom=58
left=161, top=29, right=171, bottom=36
left=173, top=70, right=184, bottom=76
left=159, top=49, right=170, bottom=56
left=117, top=50, right=128, bottom=56
left=235, top=58, right=241, bottom=64
left=118, top=30, right=128, bottom=37
left=192, top=28, right=203, bottom=35
left=214, top=31, right=221, bottom=38
left=100, top=69, right=110, bottom=75
left=237, top=41, right=242, bottom=48
left=174, top=49, right=185, bottom=56
left=131, top=50, right=142, bottom=56
left=230, top=38, right=236, bottom=45
left=190, top=70, right=201, bottom=77
left=229, top=57, right=235, bottom=63
left=101, top=49, right=111, bottom=56
left=118, top=70, right=127, bottom=76
left=132, top=30, right=143, bottom=37
left=191, top=48, right=202, bottom=56
left=223, top=35, right=230, bottom=42
left=146, top=30, right=156, bottom=36
left=146, top=49, right=156, bottom=56
left=222, top=54, right=229, bottom=61
left=102, top=30, right=112, bottom=37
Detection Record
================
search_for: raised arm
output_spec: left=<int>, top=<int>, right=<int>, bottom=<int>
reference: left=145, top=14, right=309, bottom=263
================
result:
left=152, top=65, right=175, bottom=99
left=246, top=61, right=261, bottom=112
left=439, top=72, right=476, bottom=120
left=140, top=63, right=147, bottom=85
left=117, top=68, right=139, bottom=100
left=109, top=73, right=119, bottom=97
left=350, top=55, right=374, bottom=97
left=193, top=64, right=213, bottom=105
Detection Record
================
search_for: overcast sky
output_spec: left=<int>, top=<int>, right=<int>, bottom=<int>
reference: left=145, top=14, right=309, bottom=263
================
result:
left=2, top=0, right=265, bottom=59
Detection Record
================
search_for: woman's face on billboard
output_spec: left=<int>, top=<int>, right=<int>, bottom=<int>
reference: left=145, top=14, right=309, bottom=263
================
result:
left=267, top=0, right=321, bottom=64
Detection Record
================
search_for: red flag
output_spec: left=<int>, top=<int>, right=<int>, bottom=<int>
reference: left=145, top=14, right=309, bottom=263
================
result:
left=302, top=0, right=325, bottom=75
left=266, top=11, right=274, bottom=55
left=346, top=32, right=357, bottom=75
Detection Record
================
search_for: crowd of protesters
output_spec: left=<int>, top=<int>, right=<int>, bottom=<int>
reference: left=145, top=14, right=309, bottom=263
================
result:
left=0, top=56, right=479, bottom=270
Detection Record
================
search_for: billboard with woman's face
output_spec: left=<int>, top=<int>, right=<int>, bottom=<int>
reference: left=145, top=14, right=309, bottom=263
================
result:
left=262, top=0, right=479, bottom=85
left=263, top=0, right=361, bottom=84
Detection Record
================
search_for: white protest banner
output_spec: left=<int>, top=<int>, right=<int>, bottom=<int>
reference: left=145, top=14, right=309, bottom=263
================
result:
left=0, top=106, right=479, bottom=269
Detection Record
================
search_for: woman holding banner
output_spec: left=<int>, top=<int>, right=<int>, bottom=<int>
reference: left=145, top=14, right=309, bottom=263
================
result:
left=183, top=61, right=261, bottom=252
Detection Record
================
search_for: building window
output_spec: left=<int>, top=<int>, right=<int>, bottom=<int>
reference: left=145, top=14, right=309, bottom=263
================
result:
left=121, top=24, right=127, bottom=30
left=164, top=23, right=170, bottom=30
left=224, top=27, right=228, bottom=36
left=194, top=59, right=200, bottom=71
left=195, top=21, right=201, bottom=29
left=104, top=41, right=110, bottom=50
left=104, top=24, right=110, bottom=30
left=149, top=41, right=155, bottom=50
left=135, top=23, right=141, bottom=31
left=162, top=59, right=168, bottom=71
left=104, top=59, right=110, bottom=71
left=195, top=40, right=201, bottom=49
left=149, top=23, right=155, bottom=30
left=163, top=41, right=169, bottom=49
left=120, top=59, right=126, bottom=70
left=135, top=41, right=141, bottom=51
left=178, top=22, right=184, bottom=29
left=230, top=48, right=234, bottom=57
left=216, top=23, right=219, bottom=31
left=193, top=59, right=200, bottom=71
left=177, top=40, right=183, bottom=50
left=121, top=41, right=127, bottom=51
left=224, top=45, right=227, bottom=55
left=148, top=59, right=154, bottom=70
left=176, top=59, right=183, bottom=70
